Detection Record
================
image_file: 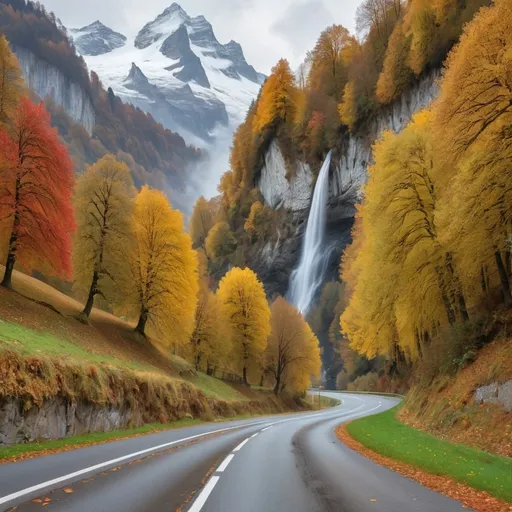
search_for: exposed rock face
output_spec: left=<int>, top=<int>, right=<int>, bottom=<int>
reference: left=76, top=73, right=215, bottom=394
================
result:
left=258, top=141, right=313, bottom=212
left=13, top=45, right=95, bottom=135
left=475, top=380, right=512, bottom=412
left=255, top=70, right=441, bottom=297
left=71, top=21, right=126, bottom=56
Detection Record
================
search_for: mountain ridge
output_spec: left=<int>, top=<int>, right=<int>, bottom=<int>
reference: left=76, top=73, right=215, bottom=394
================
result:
left=70, top=3, right=265, bottom=144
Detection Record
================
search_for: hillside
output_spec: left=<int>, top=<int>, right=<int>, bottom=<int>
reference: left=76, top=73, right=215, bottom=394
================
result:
left=0, top=0, right=201, bottom=211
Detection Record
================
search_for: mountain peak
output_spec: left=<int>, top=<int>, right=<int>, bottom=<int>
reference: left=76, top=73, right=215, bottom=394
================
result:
left=135, top=4, right=190, bottom=49
left=71, top=21, right=126, bottom=56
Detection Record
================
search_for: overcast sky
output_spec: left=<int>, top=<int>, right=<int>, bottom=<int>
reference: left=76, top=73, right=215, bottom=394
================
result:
left=40, top=0, right=362, bottom=73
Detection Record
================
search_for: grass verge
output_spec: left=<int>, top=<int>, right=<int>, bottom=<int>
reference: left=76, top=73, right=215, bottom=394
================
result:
left=346, top=406, right=512, bottom=503
left=0, top=419, right=202, bottom=463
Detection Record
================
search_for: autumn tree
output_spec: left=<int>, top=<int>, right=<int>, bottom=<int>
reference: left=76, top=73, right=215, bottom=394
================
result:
left=265, top=297, right=321, bottom=395
left=0, top=35, right=24, bottom=122
left=0, top=97, right=75, bottom=288
left=376, top=21, right=413, bottom=104
left=205, top=221, right=237, bottom=263
left=190, top=282, right=231, bottom=372
left=253, top=59, right=297, bottom=133
left=189, top=196, right=218, bottom=249
left=73, top=155, right=135, bottom=318
left=129, top=186, right=198, bottom=343
left=244, top=201, right=272, bottom=239
left=434, top=0, right=512, bottom=305
left=341, top=112, right=469, bottom=361
left=217, top=267, right=271, bottom=384
left=308, top=25, right=355, bottom=101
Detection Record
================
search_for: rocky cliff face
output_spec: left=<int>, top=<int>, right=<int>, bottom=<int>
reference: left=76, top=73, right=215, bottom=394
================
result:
left=255, top=70, right=441, bottom=297
left=13, top=45, right=95, bottom=135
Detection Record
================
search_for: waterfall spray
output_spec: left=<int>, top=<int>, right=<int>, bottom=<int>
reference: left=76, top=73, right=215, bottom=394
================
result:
left=288, top=151, right=332, bottom=314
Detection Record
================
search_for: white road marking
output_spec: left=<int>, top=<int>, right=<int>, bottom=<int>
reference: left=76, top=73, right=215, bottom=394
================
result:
left=0, top=393, right=388, bottom=509
left=233, top=437, right=250, bottom=452
left=0, top=423, right=257, bottom=507
left=216, top=454, right=235, bottom=473
left=188, top=476, right=220, bottom=512
left=261, top=425, right=273, bottom=432
left=250, top=433, right=259, bottom=439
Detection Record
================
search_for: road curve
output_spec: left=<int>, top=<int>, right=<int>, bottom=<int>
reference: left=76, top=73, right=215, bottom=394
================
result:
left=0, top=392, right=469, bottom=512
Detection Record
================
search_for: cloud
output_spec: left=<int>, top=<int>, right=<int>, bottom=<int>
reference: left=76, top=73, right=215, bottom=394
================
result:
left=270, top=0, right=334, bottom=63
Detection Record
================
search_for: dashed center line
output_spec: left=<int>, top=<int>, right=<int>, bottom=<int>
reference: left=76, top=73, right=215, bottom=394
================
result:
left=261, top=425, right=273, bottom=432
left=188, top=476, right=220, bottom=512
left=250, top=433, right=259, bottom=439
left=216, top=454, right=234, bottom=473
left=233, top=437, right=250, bottom=452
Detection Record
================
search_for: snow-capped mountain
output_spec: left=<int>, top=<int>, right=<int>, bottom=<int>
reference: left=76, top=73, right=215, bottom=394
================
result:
left=71, top=3, right=265, bottom=144
left=71, top=21, right=127, bottom=56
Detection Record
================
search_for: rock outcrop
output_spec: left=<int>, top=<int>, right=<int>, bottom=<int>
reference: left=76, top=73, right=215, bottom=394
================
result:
left=255, top=70, right=441, bottom=297
left=13, top=45, right=95, bottom=135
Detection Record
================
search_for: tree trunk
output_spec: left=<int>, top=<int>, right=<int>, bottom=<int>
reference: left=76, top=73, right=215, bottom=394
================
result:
left=273, top=374, right=281, bottom=396
left=495, top=251, right=512, bottom=306
left=480, top=266, right=487, bottom=294
left=195, top=352, right=201, bottom=371
left=135, top=307, right=149, bottom=335
left=1, top=246, right=16, bottom=289
left=242, top=366, right=248, bottom=386
left=2, top=178, right=21, bottom=289
left=82, top=270, right=99, bottom=317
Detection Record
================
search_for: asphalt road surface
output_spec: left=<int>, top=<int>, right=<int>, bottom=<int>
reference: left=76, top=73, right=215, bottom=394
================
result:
left=0, top=392, right=469, bottom=512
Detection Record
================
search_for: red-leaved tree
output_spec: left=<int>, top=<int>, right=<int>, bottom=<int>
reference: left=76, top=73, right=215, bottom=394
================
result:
left=0, top=97, right=75, bottom=288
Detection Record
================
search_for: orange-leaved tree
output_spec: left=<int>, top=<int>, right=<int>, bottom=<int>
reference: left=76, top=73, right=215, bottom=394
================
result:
left=129, top=186, right=198, bottom=343
left=253, top=59, right=297, bottom=133
left=0, top=97, right=75, bottom=288
left=265, top=297, right=321, bottom=395
left=217, top=267, right=271, bottom=385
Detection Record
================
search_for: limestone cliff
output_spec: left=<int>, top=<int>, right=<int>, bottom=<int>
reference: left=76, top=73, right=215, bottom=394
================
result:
left=255, top=70, right=441, bottom=297
left=13, top=45, right=95, bottom=135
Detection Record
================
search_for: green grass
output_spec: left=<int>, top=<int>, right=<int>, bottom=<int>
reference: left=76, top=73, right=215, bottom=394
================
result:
left=347, top=407, right=512, bottom=502
left=0, top=419, right=203, bottom=461
left=0, top=319, right=248, bottom=403
left=189, top=372, right=247, bottom=401
left=0, top=319, right=152, bottom=372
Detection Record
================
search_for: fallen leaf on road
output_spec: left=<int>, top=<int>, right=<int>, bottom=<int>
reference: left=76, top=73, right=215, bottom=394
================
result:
left=31, top=499, right=42, bottom=503
left=370, top=498, right=377, bottom=502
left=63, top=488, right=74, bottom=494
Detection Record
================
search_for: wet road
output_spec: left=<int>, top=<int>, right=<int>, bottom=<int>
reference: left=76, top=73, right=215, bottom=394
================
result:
left=0, top=392, right=468, bottom=512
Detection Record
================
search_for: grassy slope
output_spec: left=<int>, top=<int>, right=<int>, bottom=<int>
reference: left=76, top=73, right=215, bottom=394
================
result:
left=402, top=338, right=512, bottom=457
left=347, top=407, right=512, bottom=502
left=0, top=269, right=246, bottom=402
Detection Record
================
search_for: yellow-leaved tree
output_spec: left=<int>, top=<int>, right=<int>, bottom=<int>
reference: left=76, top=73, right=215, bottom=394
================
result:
left=265, top=297, right=321, bottom=395
left=253, top=59, right=297, bottom=133
left=244, top=201, right=272, bottom=239
left=73, top=155, right=135, bottom=318
left=205, top=221, right=237, bottom=264
left=129, top=186, right=198, bottom=344
left=433, top=0, right=512, bottom=305
left=190, top=282, right=232, bottom=372
left=189, top=196, right=219, bottom=249
left=308, top=25, right=355, bottom=101
left=341, top=112, right=469, bottom=361
left=0, top=35, right=24, bottom=123
left=217, top=267, right=271, bottom=384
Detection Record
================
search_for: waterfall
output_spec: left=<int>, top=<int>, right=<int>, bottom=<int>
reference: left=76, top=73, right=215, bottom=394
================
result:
left=288, top=151, right=332, bottom=315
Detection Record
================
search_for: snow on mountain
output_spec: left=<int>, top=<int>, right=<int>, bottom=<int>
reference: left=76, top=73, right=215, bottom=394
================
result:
left=71, top=3, right=265, bottom=144
left=71, top=21, right=127, bottom=56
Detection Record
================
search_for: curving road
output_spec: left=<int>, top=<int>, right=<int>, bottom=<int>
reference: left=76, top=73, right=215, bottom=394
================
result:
left=0, top=393, right=469, bottom=512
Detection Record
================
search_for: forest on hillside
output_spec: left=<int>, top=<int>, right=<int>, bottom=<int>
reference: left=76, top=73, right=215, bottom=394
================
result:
left=190, top=0, right=511, bottom=391
left=0, top=0, right=201, bottom=195
left=0, top=34, right=322, bottom=395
